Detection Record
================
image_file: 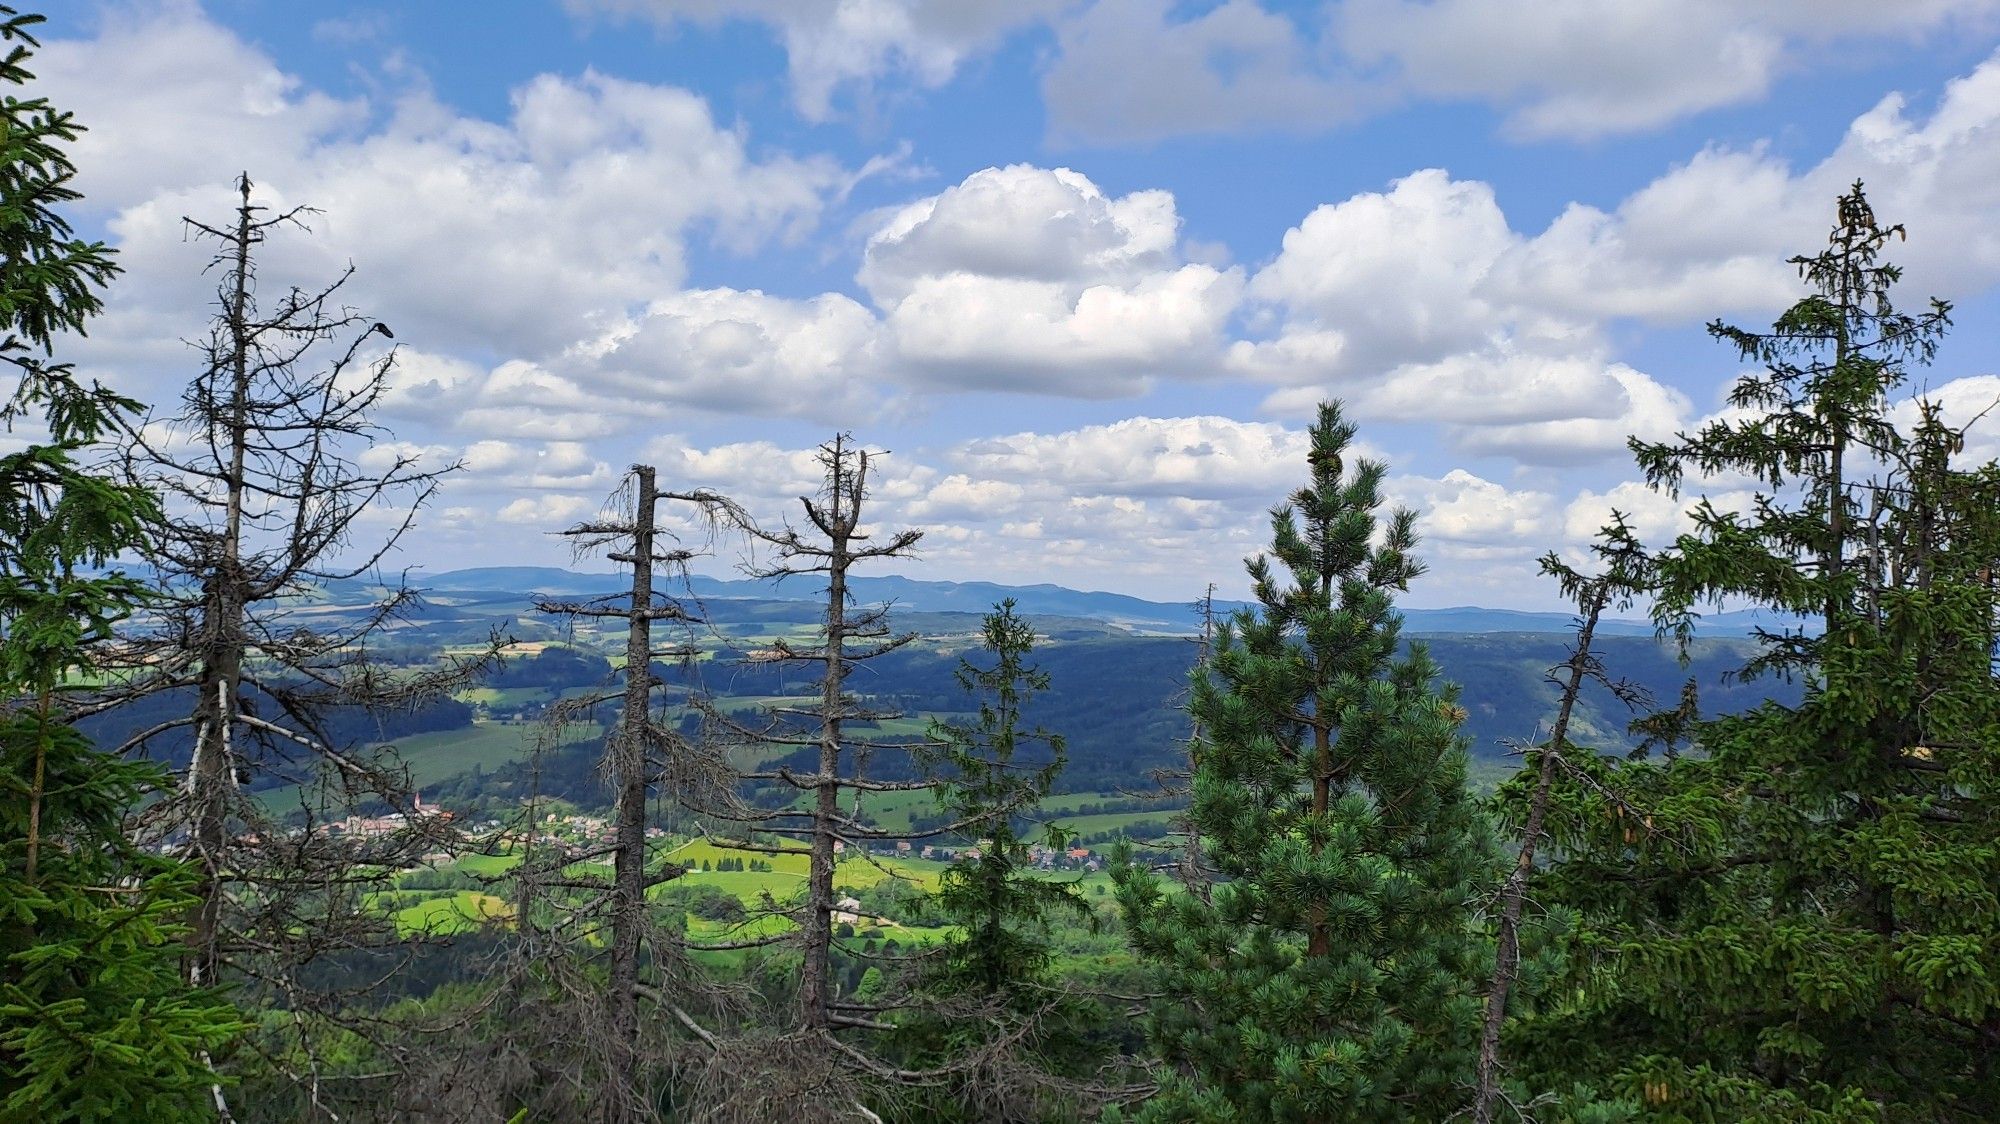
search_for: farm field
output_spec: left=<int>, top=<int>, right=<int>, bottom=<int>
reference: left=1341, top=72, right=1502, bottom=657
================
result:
left=662, top=838, right=949, bottom=894
left=830, top=786, right=1179, bottom=838
left=388, top=891, right=512, bottom=937
left=390, top=721, right=602, bottom=786
left=369, top=833, right=1119, bottom=940
left=253, top=721, right=603, bottom=813
left=1053, top=810, right=1171, bottom=839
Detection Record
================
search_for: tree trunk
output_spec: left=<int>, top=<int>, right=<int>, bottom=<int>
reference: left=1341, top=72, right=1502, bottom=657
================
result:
left=1471, top=581, right=1607, bottom=1124
left=188, top=175, right=256, bottom=989
left=606, top=465, right=658, bottom=1094
left=1306, top=721, right=1332, bottom=958
left=800, top=453, right=850, bottom=1032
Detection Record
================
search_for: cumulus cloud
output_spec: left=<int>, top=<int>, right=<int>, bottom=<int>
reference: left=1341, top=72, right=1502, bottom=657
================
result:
left=567, top=0, right=1072, bottom=120
left=1561, top=480, right=1705, bottom=548
left=1443, top=364, right=1691, bottom=465
left=1488, top=150, right=1808, bottom=324
left=1041, top=0, right=1361, bottom=145
left=1888, top=375, right=2000, bottom=464
left=1392, top=469, right=1557, bottom=546
left=859, top=166, right=1178, bottom=303
left=1339, top=0, right=2000, bottom=140
left=41, top=11, right=848, bottom=376
left=580, top=289, right=887, bottom=423
left=38, top=4, right=2000, bottom=608
left=573, top=0, right=1997, bottom=145
left=862, top=165, right=1243, bottom=395
left=1240, top=170, right=1515, bottom=375
left=1226, top=54, right=2000, bottom=462
left=495, top=493, right=597, bottom=526
left=950, top=415, right=1312, bottom=499
left=1231, top=169, right=1694, bottom=461
left=885, top=267, right=1241, bottom=394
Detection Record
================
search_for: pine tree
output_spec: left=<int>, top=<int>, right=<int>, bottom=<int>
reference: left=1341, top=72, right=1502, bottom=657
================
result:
left=1112, top=401, right=1493, bottom=1121
left=1514, top=184, right=2000, bottom=1120
left=0, top=8, right=241, bottom=1118
left=691, top=436, right=923, bottom=1037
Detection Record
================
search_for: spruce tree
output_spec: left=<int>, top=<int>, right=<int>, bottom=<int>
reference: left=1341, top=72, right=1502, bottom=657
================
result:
left=890, top=599, right=1103, bottom=1122
left=1513, top=184, right=2000, bottom=1120
left=1112, top=401, right=1492, bottom=1121
left=920, top=600, right=1079, bottom=1003
left=0, top=8, right=241, bottom=1118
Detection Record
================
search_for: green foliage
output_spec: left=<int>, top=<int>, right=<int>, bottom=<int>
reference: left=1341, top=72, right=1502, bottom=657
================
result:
left=0, top=4, right=155, bottom=695
left=888, top=600, right=1105, bottom=1121
left=1513, top=185, right=2000, bottom=1120
left=1, top=717, right=241, bottom=1122
left=920, top=601, right=1088, bottom=995
left=0, top=10, right=242, bottom=1117
left=1112, top=401, right=1494, bottom=1121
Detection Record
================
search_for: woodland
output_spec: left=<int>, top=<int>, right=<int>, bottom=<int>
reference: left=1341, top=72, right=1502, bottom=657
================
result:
left=3, top=6, right=1998, bottom=1122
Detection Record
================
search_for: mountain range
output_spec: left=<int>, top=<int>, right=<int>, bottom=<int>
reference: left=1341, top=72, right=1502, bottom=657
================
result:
left=413, top=566, right=1807, bottom=638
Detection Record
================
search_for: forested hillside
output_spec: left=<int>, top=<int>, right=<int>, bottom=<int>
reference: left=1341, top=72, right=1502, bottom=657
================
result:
left=5, top=8, right=1997, bottom=1123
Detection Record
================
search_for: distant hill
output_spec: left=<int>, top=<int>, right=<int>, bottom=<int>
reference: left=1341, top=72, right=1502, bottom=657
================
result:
left=415, top=567, right=1807, bottom=638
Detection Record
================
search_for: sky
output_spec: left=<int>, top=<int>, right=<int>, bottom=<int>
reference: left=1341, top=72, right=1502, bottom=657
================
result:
left=28, top=0, right=2000, bottom=609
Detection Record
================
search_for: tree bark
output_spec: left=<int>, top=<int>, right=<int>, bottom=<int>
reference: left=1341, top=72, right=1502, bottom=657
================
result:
left=800, top=440, right=851, bottom=1032
left=188, top=174, right=256, bottom=988
left=605, top=465, right=658, bottom=1092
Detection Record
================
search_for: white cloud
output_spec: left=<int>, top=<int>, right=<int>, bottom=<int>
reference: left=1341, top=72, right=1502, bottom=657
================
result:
left=1820, top=57, right=2000, bottom=297
left=951, top=415, right=1312, bottom=499
left=1241, top=170, right=1515, bottom=376
left=1484, top=46, right=2000, bottom=323
left=1889, top=375, right=2000, bottom=464
left=886, top=266, right=1241, bottom=394
left=862, top=165, right=1243, bottom=395
left=42, top=12, right=848, bottom=374
left=567, top=0, right=1072, bottom=120
left=655, top=439, right=881, bottom=507
left=1338, top=0, right=2000, bottom=140
left=859, top=165, right=1178, bottom=304
left=37, top=9, right=366, bottom=209
left=577, top=0, right=1998, bottom=146
left=495, top=493, right=596, bottom=526
left=1232, top=169, right=1694, bottom=461
left=581, top=288, right=888, bottom=423
left=905, top=474, right=1028, bottom=522
left=1041, top=0, right=1359, bottom=145
left=1563, top=480, right=1695, bottom=547
left=1392, top=469, right=1557, bottom=546
left=1488, top=149, right=1808, bottom=324
left=1354, top=352, right=1633, bottom=427
left=1441, top=364, right=1691, bottom=465
left=39, top=4, right=2000, bottom=610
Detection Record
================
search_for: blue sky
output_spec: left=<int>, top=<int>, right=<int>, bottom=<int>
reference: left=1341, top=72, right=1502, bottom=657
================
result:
left=31, top=1, right=2000, bottom=607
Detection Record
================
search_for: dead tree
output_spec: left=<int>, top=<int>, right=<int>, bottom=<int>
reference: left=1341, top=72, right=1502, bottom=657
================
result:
left=1164, top=585, right=1218, bottom=899
left=526, top=464, right=744, bottom=1122
left=1470, top=525, right=1652, bottom=1124
left=738, top=435, right=923, bottom=1032
left=677, top=437, right=949, bottom=1041
left=90, top=174, right=488, bottom=1106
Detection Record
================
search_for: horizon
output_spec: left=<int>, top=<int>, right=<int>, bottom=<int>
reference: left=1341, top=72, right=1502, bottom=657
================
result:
left=406, top=562, right=1814, bottom=634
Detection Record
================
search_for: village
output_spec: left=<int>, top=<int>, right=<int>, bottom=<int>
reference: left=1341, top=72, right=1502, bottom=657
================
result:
left=316, top=796, right=1107, bottom=873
